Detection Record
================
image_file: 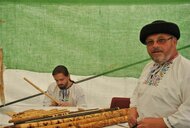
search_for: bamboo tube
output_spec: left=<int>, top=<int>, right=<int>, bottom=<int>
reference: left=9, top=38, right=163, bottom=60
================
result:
left=9, top=109, right=69, bottom=123
left=11, top=108, right=117, bottom=124
left=23, top=77, right=60, bottom=105
left=14, top=108, right=128, bottom=128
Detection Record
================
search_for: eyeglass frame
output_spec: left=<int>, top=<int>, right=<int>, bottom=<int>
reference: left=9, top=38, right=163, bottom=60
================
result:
left=145, top=36, right=173, bottom=46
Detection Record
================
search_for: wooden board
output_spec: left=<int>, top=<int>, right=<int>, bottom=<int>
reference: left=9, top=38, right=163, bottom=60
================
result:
left=0, top=48, right=5, bottom=105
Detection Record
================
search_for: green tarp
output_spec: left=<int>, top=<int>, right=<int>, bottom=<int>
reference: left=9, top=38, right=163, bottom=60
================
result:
left=0, top=0, right=190, bottom=77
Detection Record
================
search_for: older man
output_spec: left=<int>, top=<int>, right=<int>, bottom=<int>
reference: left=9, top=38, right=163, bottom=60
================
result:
left=128, top=20, right=190, bottom=128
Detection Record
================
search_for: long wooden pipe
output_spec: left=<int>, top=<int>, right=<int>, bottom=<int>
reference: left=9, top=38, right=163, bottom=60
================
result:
left=0, top=48, right=5, bottom=105
left=23, top=77, right=60, bottom=105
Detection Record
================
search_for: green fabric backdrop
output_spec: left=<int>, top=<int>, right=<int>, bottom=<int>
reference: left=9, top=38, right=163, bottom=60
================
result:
left=0, top=0, right=190, bottom=77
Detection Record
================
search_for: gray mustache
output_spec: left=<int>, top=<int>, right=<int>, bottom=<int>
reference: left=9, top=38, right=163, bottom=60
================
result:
left=152, top=47, right=162, bottom=53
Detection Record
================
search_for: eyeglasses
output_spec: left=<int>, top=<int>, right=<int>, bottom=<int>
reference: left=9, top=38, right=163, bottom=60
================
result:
left=146, top=36, right=173, bottom=46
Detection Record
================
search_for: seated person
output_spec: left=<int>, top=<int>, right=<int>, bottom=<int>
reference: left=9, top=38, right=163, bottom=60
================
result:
left=43, top=65, right=87, bottom=107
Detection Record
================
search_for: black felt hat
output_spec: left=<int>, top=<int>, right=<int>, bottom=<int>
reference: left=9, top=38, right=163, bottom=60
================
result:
left=140, top=20, right=180, bottom=45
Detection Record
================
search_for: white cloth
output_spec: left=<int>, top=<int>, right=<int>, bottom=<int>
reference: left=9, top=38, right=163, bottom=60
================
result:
left=43, top=83, right=87, bottom=108
left=130, top=55, right=190, bottom=128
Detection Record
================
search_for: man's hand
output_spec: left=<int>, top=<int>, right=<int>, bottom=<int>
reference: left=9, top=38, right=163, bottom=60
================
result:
left=128, top=107, right=139, bottom=128
left=137, top=118, right=167, bottom=128
left=58, top=101, right=71, bottom=106
left=50, top=101, right=59, bottom=106
left=50, top=101, right=71, bottom=106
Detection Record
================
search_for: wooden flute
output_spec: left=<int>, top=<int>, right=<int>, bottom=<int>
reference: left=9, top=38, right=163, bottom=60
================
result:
left=12, top=107, right=119, bottom=124
left=13, top=108, right=128, bottom=128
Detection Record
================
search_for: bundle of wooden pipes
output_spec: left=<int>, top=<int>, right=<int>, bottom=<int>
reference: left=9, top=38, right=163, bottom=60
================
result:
left=4, top=107, right=128, bottom=128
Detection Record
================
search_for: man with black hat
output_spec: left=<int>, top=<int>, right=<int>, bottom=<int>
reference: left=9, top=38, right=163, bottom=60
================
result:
left=128, top=20, right=190, bottom=128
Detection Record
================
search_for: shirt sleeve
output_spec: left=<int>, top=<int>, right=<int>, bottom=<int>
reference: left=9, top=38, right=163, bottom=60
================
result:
left=75, top=85, right=87, bottom=108
left=130, top=83, right=139, bottom=108
left=43, top=83, right=55, bottom=106
left=164, top=58, right=190, bottom=128
left=165, top=78, right=190, bottom=128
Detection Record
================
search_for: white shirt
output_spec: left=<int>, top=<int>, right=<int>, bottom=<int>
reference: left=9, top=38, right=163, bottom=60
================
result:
left=130, top=55, right=190, bottom=128
left=43, top=83, right=87, bottom=108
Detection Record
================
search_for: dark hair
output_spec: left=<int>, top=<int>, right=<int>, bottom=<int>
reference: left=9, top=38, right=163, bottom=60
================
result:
left=52, top=65, right=69, bottom=76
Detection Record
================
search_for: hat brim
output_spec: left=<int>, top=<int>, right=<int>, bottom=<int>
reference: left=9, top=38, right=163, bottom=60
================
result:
left=140, top=21, right=180, bottom=45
